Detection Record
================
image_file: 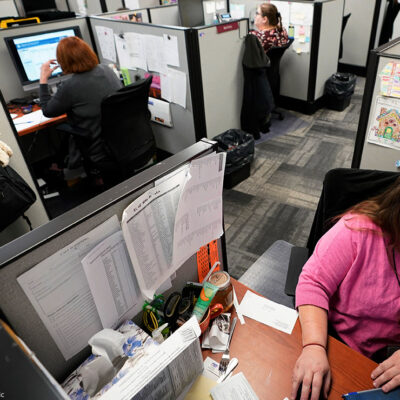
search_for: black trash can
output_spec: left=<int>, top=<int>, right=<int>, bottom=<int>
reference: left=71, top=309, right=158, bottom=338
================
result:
left=212, top=129, right=254, bottom=189
left=324, top=73, right=357, bottom=111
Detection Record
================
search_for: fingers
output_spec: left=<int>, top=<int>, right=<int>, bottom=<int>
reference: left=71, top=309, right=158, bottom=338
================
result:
left=300, top=374, right=313, bottom=400
left=371, top=351, right=400, bottom=393
left=310, top=373, right=323, bottom=400
left=323, top=369, right=331, bottom=399
left=291, top=371, right=302, bottom=400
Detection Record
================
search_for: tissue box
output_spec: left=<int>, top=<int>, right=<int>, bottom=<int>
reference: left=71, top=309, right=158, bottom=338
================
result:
left=62, top=320, right=159, bottom=400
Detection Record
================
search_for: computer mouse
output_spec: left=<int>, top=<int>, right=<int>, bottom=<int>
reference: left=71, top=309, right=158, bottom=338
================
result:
left=21, top=106, right=32, bottom=114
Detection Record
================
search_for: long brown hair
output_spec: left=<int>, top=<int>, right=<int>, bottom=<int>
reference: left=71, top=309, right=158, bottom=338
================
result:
left=342, top=176, right=400, bottom=251
left=56, top=37, right=98, bottom=74
left=259, top=3, right=283, bottom=31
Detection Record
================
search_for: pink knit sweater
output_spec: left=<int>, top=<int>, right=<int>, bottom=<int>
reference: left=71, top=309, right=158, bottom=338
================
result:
left=296, top=214, right=400, bottom=358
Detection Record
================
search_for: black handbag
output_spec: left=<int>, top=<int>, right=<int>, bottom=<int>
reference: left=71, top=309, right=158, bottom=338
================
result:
left=0, top=165, right=36, bottom=231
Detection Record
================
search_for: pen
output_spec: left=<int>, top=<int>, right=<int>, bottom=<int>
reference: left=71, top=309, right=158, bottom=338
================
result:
left=14, top=121, right=33, bottom=125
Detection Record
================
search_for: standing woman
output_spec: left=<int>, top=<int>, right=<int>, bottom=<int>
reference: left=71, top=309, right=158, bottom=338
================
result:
left=251, top=3, right=289, bottom=53
left=40, top=36, right=122, bottom=171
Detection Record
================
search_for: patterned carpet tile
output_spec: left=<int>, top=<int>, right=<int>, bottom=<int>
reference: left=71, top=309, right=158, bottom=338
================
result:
left=223, top=76, right=365, bottom=280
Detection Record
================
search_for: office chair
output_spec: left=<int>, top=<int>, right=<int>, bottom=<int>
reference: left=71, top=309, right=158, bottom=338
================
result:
left=266, top=38, right=294, bottom=121
left=239, top=168, right=400, bottom=307
left=58, top=76, right=156, bottom=188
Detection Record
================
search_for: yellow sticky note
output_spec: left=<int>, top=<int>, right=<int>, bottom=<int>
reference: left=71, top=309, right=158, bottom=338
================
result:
left=184, top=375, right=217, bottom=400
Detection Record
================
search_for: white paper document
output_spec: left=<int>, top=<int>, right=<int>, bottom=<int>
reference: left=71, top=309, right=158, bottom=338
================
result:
left=114, top=34, right=133, bottom=69
left=290, top=3, right=313, bottom=26
left=122, top=152, right=225, bottom=299
left=145, top=34, right=167, bottom=74
left=13, top=109, right=51, bottom=132
left=17, top=216, right=121, bottom=360
left=210, top=372, right=259, bottom=400
left=163, top=34, right=180, bottom=67
left=95, top=25, right=116, bottom=63
left=161, top=68, right=187, bottom=108
left=173, top=152, right=225, bottom=269
left=125, top=32, right=147, bottom=70
left=81, top=230, right=144, bottom=329
left=367, top=95, right=400, bottom=150
left=239, top=290, right=298, bottom=334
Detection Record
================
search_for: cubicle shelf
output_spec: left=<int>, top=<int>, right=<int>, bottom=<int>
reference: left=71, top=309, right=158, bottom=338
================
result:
left=352, top=37, right=400, bottom=171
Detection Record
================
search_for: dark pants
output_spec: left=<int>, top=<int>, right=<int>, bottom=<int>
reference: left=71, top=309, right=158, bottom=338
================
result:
left=379, top=1, right=400, bottom=46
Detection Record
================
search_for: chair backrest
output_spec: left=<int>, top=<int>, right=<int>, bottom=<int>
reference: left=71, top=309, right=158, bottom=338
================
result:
left=101, top=76, right=156, bottom=177
left=307, top=168, right=400, bottom=254
left=266, top=38, right=294, bottom=100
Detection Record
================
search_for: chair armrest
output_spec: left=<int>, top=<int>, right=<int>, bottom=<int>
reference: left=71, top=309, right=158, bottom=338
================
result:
left=284, top=247, right=309, bottom=297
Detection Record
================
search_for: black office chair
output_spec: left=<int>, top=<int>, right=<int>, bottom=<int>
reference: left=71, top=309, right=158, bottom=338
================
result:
left=266, top=38, right=294, bottom=120
left=58, top=76, right=156, bottom=188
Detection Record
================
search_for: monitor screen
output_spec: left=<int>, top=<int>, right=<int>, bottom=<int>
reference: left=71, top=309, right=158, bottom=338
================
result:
left=4, top=26, right=82, bottom=91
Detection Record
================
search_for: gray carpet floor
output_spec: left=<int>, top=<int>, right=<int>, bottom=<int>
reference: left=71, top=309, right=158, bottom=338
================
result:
left=224, top=77, right=365, bottom=279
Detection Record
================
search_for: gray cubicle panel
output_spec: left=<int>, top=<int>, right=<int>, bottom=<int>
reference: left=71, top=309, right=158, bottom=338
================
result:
left=149, top=4, right=180, bottom=26
left=202, top=0, right=228, bottom=25
left=339, top=0, right=386, bottom=76
left=0, top=91, right=49, bottom=246
left=195, top=19, right=248, bottom=138
left=0, top=0, right=19, bottom=17
left=89, top=15, right=199, bottom=154
left=352, top=38, right=400, bottom=171
left=229, top=0, right=343, bottom=114
left=0, top=139, right=227, bottom=381
left=66, top=0, right=104, bottom=14
left=0, top=17, right=92, bottom=102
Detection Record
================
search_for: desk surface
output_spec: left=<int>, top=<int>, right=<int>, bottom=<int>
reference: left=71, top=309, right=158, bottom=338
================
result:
left=203, top=280, right=377, bottom=400
left=8, top=104, right=67, bottom=136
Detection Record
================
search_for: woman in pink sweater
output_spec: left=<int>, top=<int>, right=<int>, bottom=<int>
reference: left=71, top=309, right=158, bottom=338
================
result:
left=291, top=180, right=400, bottom=400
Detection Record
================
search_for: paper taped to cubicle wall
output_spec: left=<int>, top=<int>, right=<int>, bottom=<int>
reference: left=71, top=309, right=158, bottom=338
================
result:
left=122, top=152, right=226, bottom=299
left=17, top=216, right=122, bottom=360
left=367, top=95, right=400, bottom=150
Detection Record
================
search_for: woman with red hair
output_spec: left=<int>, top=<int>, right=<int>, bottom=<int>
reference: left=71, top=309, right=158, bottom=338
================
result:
left=291, top=178, right=400, bottom=400
left=40, top=36, right=122, bottom=171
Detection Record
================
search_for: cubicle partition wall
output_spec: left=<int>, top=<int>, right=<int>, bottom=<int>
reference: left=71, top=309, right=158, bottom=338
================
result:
left=0, top=139, right=225, bottom=381
left=148, top=4, right=179, bottom=25
left=195, top=19, right=247, bottom=137
left=0, top=0, right=19, bottom=17
left=352, top=38, right=400, bottom=171
left=89, top=15, right=199, bottom=154
left=339, top=0, right=386, bottom=76
left=229, top=0, right=344, bottom=114
left=0, top=91, right=49, bottom=245
left=0, top=17, right=92, bottom=102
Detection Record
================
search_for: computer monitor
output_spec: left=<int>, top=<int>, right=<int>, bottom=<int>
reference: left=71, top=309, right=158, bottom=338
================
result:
left=21, top=0, right=57, bottom=13
left=4, top=26, right=82, bottom=92
left=178, top=0, right=205, bottom=27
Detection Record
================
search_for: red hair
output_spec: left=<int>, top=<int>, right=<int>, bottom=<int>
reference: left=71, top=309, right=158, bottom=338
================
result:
left=56, top=36, right=98, bottom=74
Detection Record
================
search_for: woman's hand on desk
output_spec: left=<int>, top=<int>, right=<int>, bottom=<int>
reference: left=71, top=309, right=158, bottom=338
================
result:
left=40, top=59, right=59, bottom=84
left=371, top=350, right=400, bottom=392
left=291, top=346, right=331, bottom=400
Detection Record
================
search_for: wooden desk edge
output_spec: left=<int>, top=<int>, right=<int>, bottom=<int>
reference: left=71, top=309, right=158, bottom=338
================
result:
left=201, top=279, right=377, bottom=399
